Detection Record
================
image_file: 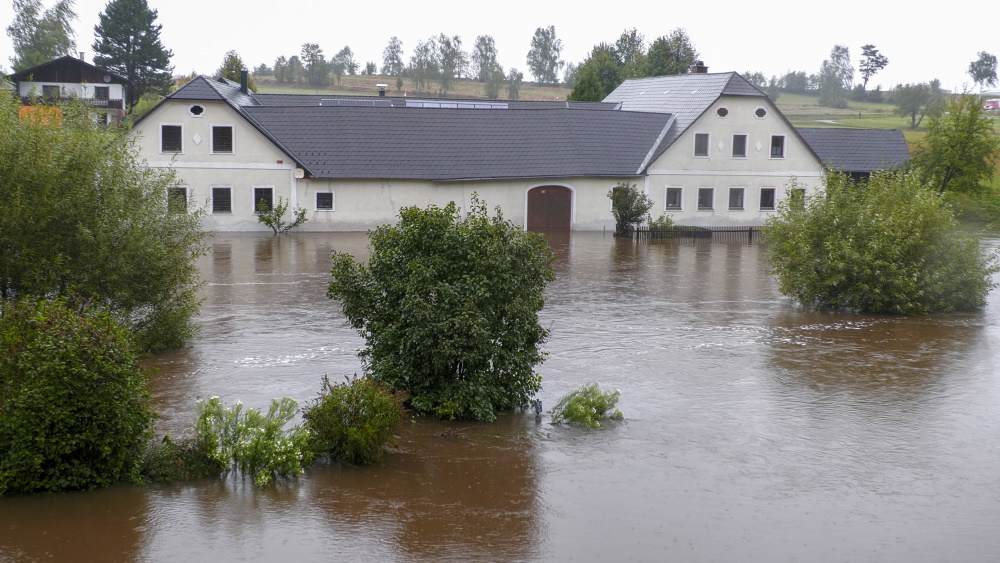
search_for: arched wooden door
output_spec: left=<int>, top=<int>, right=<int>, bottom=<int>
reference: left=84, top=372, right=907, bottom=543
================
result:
left=527, top=185, right=572, bottom=231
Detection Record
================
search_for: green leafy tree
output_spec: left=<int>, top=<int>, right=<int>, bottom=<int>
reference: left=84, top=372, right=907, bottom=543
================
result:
left=763, top=172, right=997, bottom=315
left=91, top=0, right=173, bottom=112
left=408, top=38, right=438, bottom=91
left=333, top=45, right=358, bottom=79
left=608, top=181, right=653, bottom=234
left=0, top=298, right=154, bottom=495
left=914, top=93, right=998, bottom=195
left=256, top=196, right=307, bottom=234
left=0, top=94, right=206, bottom=351
left=273, top=55, right=287, bottom=83
left=252, top=62, right=271, bottom=76
left=286, top=54, right=304, bottom=84
left=217, top=50, right=256, bottom=91
left=818, top=45, right=852, bottom=108
left=549, top=383, right=623, bottom=428
left=300, top=43, right=328, bottom=87
left=779, top=70, right=810, bottom=94
left=470, top=34, right=499, bottom=82
left=506, top=67, right=523, bottom=100
left=363, top=61, right=376, bottom=75
left=568, top=43, right=622, bottom=101
left=613, top=28, right=646, bottom=79
left=435, top=34, right=465, bottom=96
left=893, top=80, right=944, bottom=128
left=327, top=197, right=554, bottom=421
left=968, top=51, right=998, bottom=93
left=858, top=44, right=888, bottom=91
left=7, top=0, right=76, bottom=71
left=644, top=28, right=698, bottom=77
left=483, top=59, right=505, bottom=98
left=381, top=36, right=404, bottom=76
left=526, top=25, right=563, bottom=84
left=742, top=71, right=767, bottom=88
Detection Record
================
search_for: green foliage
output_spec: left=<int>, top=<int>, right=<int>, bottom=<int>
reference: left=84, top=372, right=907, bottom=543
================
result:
left=217, top=50, right=257, bottom=92
left=914, top=93, right=998, bottom=195
left=194, top=397, right=313, bottom=487
left=303, top=375, right=407, bottom=465
left=257, top=196, right=308, bottom=235
left=763, top=172, right=998, bottom=315
left=0, top=94, right=206, bottom=351
left=0, top=298, right=154, bottom=495
left=549, top=383, right=623, bottom=429
left=92, top=0, right=173, bottom=112
left=506, top=68, right=523, bottom=100
left=645, top=29, right=699, bottom=77
left=567, top=44, right=620, bottom=102
left=968, top=51, right=998, bottom=93
left=818, top=45, right=853, bottom=109
left=140, top=435, right=221, bottom=483
left=893, top=81, right=944, bottom=128
left=608, top=181, right=653, bottom=234
left=647, top=213, right=675, bottom=230
left=7, top=0, right=76, bottom=71
left=858, top=44, right=888, bottom=91
left=526, top=25, right=564, bottom=84
left=381, top=36, right=405, bottom=76
left=328, top=196, right=554, bottom=421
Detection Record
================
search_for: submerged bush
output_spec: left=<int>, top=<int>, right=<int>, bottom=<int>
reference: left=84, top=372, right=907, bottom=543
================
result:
left=764, top=172, right=998, bottom=314
left=140, top=435, right=222, bottom=484
left=303, top=375, right=407, bottom=465
left=549, top=383, right=624, bottom=428
left=0, top=298, right=154, bottom=495
left=195, top=397, right=312, bottom=486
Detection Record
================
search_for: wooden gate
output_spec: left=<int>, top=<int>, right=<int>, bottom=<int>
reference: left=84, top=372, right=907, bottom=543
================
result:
left=527, top=185, right=571, bottom=231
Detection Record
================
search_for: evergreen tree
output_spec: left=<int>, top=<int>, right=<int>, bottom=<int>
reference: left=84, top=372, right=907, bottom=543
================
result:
left=92, top=0, right=173, bottom=112
left=7, top=0, right=76, bottom=72
left=217, top=50, right=256, bottom=91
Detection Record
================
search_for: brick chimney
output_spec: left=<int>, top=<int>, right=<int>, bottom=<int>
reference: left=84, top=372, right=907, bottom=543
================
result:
left=689, top=61, right=708, bottom=74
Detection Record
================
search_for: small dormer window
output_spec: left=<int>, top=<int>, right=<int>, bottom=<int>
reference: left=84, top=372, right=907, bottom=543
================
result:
left=716, top=107, right=729, bottom=117
left=190, top=105, right=205, bottom=117
left=755, top=107, right=767, bottom=118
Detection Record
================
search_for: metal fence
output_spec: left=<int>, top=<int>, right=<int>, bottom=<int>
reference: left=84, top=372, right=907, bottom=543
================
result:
left=624, top=225, right=764, bottom=242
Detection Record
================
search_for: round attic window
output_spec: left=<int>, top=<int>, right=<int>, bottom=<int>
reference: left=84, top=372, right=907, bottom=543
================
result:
left=189, top=105, right=205, bottom=117
left=754, top=107, right=767, bottom=118
left=716, top=107, right=729, bottom=117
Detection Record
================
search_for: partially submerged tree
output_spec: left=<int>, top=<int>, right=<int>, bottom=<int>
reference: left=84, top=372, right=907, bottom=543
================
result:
left=608, top=181, right=653, bottom=234
left=0, top=93, right=206, bottom=351
left=914, top=93, right=998, bottom=195
left=763, top=172, right=997, bottom=315
left=92, top=0, right=173, bottom=112
left=327, top=197, right=554, bottom=421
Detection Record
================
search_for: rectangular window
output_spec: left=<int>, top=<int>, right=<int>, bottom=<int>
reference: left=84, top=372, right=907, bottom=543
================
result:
left=316, top=192, right=334, bottom=211
left=212, top=126, right=234, bottom=153
left=212, top=187, right=232, bottom=213
left=665, top=187, right=682, bottom=210
left=759, top=188, right=776, bottom=210
left=167, top=187, right=188, bottom=213
left=161, top=124, right=182, bottom=153
left=732, top=134, right=747, bottom=158
left=254, top=187, right=274, bottom=213
left=694, top=133, right=710, bottom=157
left=770, top=135, right=785, bottom=158
left=697, top=188, right=714, bottom=210
left=94, top=86, right=109, bottom=99
left=728, top=188, right=745, bottom=210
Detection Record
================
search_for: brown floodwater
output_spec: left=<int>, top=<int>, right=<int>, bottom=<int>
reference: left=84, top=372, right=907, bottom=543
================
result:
left=2, top=232, right=1000, bottom=562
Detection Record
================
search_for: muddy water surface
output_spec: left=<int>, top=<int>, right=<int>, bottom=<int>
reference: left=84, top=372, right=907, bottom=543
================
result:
left=2, top=232, right=999, bottom=562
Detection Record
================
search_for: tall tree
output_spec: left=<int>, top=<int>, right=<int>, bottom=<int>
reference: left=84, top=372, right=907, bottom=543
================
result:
left=92, top=0, right=172, bottom=112
left=408, top=38, right=438, bottom=91
left=381, top=36, right=404, bottom=76
left=286, top=55, right=304, bottom=83
left=363, top=61, right=377, bottom=75
left=273, top=55, right=287, bottom=83
left=7, top=0, right=76, bottom=71
left=470, top=35, right=499, bottom=82
left=894, top=80, right=944, bottom=128
left=644, top=28, right=698, bottom=77
left=333, top=45, right=357, bottom=77
left=506, top=68, right=523, bottom=100
left=217, top=50, right=256, bottom=91
left=742, top=71, right=767, bottom=88
left=613, top=28, right=646, bottom=79
left=915, top=93, right=998, bottom=195
left=858, top=44, right=888, bottom=91
left=526, top=25, right=563, bottom=84
left=435, top=34, right=465, bottom=96
left=567, top=43, right=621, bottom=102
left=817, top=45, right=853, bottom=108
left=301, top=43, right=328, bottom=87
left=968, top=51, right=998, bottom=93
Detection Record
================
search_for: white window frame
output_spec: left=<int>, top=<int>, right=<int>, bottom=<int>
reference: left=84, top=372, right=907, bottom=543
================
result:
left=252, top=186, right=274, bottom=214
left=160, top=123, right=183, bottom=154
left=770, top=135, right=785, bottom=159
left=697, top=187, right=714, bottom=211
left=211, top=125, right=235, bottom=154
left=664, top=187, right=682, bottom=211
left=759, top=187, right=777, bottom=211
left=728, top=187, right=745, bottom=211
left=693, top=132, right=710, bottom=157
left=211, top=185, right=233, bottom=214
left=732, top=134, right=748, bottom=158
left=316, top=191, right=335, bottom=211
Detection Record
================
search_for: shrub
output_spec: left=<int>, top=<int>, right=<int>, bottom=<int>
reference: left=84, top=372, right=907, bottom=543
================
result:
left=256, top=196, right=308, bottom=235
left=328, top=196, right=554, bottom=421
left=763, top=172, right=998, bottom=314
left=303, top=375, right=407, bottom=465
left=0, top=298, right=154, bottom=495
left=549, top=383, right=624, bottom=428
left=194, top=397, right=313, bottom=486
left=140, top=435, right=222, bottom=483
left=608, top=181, right=653, bottom=234
left=647, top=213, right=675, bottom=230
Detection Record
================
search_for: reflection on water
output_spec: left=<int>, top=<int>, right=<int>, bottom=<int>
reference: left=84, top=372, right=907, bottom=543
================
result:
left=2, top=232, right=999, bottom=562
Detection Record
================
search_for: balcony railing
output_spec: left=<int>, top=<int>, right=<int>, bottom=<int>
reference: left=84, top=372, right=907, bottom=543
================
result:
left=20, top=96, right=124, bottom=110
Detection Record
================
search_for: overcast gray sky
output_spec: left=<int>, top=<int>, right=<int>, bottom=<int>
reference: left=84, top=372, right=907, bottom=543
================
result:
left=1, top=0, right=996, bottom=94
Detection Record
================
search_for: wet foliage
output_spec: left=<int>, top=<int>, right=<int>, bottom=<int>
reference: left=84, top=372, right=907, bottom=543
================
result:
left=140, top=435, right=222, bottom=483
left=549, top=383, right=624, bottom=429
left=0, top=298, right=154, bottom=495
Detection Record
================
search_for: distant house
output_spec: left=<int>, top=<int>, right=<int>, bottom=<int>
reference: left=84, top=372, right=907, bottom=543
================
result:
left=795, top=128, right=910, bottom=182
left=130, top=69, right=909, bottom=232
left=5, top=55, right=129, bottom=124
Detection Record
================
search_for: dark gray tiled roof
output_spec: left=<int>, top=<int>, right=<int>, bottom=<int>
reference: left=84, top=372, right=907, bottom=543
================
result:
left=166, top=76, right=259, bottom=107
left=252, top=93, right=619, bottom=111
left=796, top=128, right=910, bottom=172
left=242, top=105, right=671, bottom=180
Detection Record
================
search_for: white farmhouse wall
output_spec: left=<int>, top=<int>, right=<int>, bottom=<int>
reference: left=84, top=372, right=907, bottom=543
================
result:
left=16, top=81, right=125, bottom=100
left=645, top=96, right=824, bottom=226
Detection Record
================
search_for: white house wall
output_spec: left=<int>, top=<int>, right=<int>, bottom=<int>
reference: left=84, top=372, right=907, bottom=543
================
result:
left=16, top=81, right=125, bottom=100
left=645, top=96, right=824, bottom=226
